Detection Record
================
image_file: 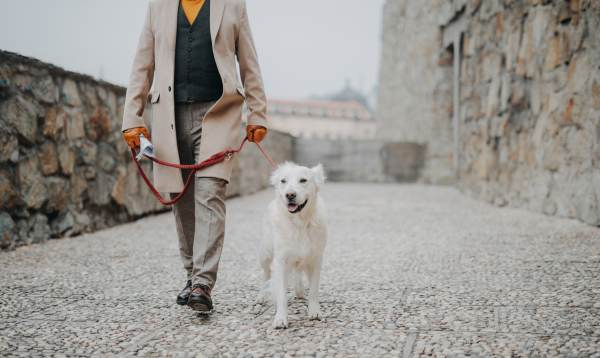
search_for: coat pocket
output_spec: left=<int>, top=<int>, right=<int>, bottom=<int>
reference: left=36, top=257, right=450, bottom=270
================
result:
left=236, top=87, right=246, bottom=99
left=151, top=92, right=160, bottom=104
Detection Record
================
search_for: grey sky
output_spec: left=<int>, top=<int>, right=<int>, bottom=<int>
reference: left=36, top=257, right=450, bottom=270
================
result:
left=0, top=0, right=385, bottom=100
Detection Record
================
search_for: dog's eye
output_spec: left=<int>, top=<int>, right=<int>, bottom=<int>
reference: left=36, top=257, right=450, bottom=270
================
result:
left=281, top=179, right=286, bottom=183
left=300, top=179, right=307, bottom=183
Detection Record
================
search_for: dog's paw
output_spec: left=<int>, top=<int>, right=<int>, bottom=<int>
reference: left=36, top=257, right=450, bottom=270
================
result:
left=308, top=305, right=322, bottom=320
left=272, top=314, right=289, bottom=329
left=295, top=290, right=305, bottom=299
left=256, top=292, right=268, bottom=304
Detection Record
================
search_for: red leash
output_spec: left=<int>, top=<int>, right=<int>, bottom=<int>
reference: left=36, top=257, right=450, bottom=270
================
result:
left=131, top=137, right=277, bottom=206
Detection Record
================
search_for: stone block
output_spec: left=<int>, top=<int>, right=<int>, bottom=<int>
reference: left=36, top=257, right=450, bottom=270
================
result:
left=57, top=143, right=75, bottom=176
left=567, top=54, right=590, bottom=93
left=45, top=177, right=69, bottom=213
left=0, top=134, right=19, bottom=163
left=545, top=36, right=562, bottom=71
left=90, top=107, right=111, bottom=140
left=51, top=211, right=74, bottom=237
left=482, top=53, right=502, bottom=82
left=0, top=171, right=19, bottom=210
left=43, top=107, right=67, bottom=141
left=511, top=81, right=526, bottom=110
left=61, top=78, right=82, bottom=107
left=26, top=213, right=49, bottom=244
left=38, top=142, right=59, bottom=176
left=5, top=96, right=38, bottom=146
left=0, top=212, right=16, bottom=249
left=486, top=75, right=501, bottom=118
left=557, top=1, right=572, bottom=24
left=593, top=80, right=600, bottom=110
left=97, top=145, right=117, bottom=174
left=563, top=98, right=574, bottom=124
left=88, top=171, right=113, bottom=206
left=111, top=166, right=127, bottom=206
left=500, top=73, right=511, bottom=112
left=69, top=170, right=88, bottom=202
left=79, top=82, right=98, bottom=107
left=79, top=141, right=97, bottom=165
left=531, top=76, right=542, bottom=115
left=18, top=157, right=47, bottom=210
left=32, top=75, right=55, bottom=104
left=65, top=112, right=85, bottom=139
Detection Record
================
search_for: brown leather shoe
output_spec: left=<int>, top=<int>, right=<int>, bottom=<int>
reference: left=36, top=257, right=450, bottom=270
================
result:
left=187, top=284, right=213, bottom=312
left=176, top=280, right=193, bottom=306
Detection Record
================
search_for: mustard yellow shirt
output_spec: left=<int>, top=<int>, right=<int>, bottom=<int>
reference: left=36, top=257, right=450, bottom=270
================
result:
left=181, top=0, right=206, bottom=25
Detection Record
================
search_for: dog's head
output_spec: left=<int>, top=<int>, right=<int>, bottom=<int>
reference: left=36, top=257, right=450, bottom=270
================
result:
left=270, top=162, right=326, bottom=214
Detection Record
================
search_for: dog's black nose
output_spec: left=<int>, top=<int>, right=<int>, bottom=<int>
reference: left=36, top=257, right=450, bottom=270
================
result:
left=286, top=192, right=296, bottom=200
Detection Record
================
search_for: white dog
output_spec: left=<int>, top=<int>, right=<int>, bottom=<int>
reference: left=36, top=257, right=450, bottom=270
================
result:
left=256, top=162, right=328, bottom=329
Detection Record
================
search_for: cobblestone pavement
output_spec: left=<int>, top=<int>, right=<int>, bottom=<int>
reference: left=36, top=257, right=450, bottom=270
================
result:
left=2, top=183, right=600, bottom=358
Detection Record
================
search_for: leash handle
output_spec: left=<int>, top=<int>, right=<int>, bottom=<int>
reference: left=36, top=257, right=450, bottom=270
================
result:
left=249, top=127, right=277, bottom=169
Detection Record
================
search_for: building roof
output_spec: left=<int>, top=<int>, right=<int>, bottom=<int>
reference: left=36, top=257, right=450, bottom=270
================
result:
left=267, top=99, right=373, bottom=121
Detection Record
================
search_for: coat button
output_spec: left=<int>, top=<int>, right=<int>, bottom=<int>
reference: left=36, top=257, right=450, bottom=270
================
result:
left=189, top=28, right=193, bottom=33
left=168, top=86, right=171, bottom=92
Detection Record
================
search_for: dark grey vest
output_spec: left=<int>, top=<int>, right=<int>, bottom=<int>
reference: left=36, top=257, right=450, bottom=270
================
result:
left=174, top=0, right=223, bottom=102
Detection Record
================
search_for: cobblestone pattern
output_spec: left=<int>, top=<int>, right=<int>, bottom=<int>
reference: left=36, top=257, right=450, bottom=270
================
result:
left=2, top=183, right=600, bottom=357
left=0, top=50, right=292, bottom=251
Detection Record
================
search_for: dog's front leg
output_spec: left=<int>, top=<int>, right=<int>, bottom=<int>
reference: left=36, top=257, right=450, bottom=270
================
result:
left=307, top=256, right=323, bottom=320
left=271, top=259, right=289, bottom=329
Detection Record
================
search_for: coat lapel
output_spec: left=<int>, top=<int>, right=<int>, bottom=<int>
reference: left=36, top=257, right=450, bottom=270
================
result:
left=165, top=0, right=180, bottom=62
left=210, top=0, right=226, bottom=48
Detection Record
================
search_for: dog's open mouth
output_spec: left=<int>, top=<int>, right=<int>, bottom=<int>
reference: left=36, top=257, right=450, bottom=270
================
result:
left=287, top=200, right=308, bottom=214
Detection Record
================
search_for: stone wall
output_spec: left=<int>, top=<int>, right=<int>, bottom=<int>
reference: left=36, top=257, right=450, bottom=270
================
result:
left=454, top=0, right=600, bottom=225
left=376, top=0, right=456, bottom=185
left=0, top=51, right=292, bottom=250
left=378, top=0, right=600, bottom=225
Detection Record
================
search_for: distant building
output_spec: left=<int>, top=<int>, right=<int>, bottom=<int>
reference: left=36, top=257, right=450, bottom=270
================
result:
left=262, top=99, right=376, bottom=140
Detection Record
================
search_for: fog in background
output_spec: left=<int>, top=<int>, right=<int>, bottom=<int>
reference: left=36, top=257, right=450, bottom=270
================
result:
left=0, top=0, right=385, bottom=100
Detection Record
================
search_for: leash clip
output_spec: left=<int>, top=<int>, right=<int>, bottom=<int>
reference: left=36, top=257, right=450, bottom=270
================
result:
left=225, top=152, right=234, bottom=160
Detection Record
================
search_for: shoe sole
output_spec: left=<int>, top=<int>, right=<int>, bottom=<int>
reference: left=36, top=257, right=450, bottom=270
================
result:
left=176, top=298, right=188, bottom=306
left=188, top=298, right=213, bottom=312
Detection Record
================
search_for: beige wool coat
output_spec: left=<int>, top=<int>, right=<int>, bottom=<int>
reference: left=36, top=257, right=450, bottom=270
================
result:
left=122, top=0, right=267, bottom=193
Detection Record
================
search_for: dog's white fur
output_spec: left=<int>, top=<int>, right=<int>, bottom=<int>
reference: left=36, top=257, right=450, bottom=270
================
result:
left=257, top=162, right=328, bottom=329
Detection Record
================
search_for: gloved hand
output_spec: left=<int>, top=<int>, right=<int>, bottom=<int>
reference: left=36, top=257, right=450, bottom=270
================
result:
left=247, top=125, right=267, bottom=143
left=123, top=127, right=151, bottom=150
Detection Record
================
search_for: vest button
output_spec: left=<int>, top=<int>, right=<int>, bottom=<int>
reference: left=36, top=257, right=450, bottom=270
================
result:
left=189, top=38, right=193, bottom=42
left=168, top=86, right=171, bottom=92
left=188, top=48, right=192, bottom=52
left=189, top=28, right=193, bottom=33
left=188, top=59, right=192, bottom=63
left=186, top=80, right=190, bottom=84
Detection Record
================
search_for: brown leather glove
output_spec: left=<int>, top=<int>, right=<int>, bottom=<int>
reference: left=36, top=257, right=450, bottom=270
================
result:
left=247, top=126, right=267, bottom=143
left=123, top=127, right=150, bottom=150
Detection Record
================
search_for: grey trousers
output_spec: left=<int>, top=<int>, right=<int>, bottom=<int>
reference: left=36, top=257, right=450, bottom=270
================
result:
left=170, top=101, right=226, bottom=290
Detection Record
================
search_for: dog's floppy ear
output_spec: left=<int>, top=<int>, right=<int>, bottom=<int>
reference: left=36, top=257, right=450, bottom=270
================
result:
left=311, top=164, right=326, bottom=187
left=269, top=168, right=280, bottom=186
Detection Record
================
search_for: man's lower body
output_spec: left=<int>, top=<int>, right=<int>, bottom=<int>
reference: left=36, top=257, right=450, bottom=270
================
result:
left=170, top=100, right=226, bottom=312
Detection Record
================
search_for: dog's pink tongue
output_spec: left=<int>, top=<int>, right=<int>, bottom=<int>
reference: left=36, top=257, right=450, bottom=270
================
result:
left=287, top=204, right=298, bottom=212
